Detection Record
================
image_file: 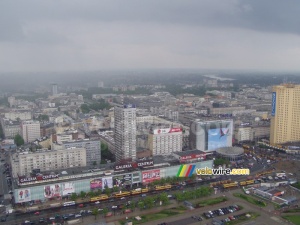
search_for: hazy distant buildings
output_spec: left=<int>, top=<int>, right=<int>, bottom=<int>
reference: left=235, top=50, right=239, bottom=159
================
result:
left=21, top=120, right=41, bottom=143
left=98, top=81, right=104, bottom=88
left=270, top=84, right=300, bottom=145
left=52, top=83, right=58, bottom=96
left=114, top=104, right=137, bottom=162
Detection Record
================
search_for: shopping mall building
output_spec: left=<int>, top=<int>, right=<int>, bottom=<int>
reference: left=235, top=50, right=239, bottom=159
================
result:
left=13, top=150, right=213, bottom=204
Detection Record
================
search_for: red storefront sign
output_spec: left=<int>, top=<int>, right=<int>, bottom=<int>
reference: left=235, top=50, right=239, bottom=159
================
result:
left=142, top=169, right=160, bottom=183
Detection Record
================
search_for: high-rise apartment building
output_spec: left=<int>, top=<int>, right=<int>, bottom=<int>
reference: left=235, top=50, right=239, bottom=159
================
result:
left=52, top=83, right=58, bottom=95
left=21, top=120, right=41, bottom=143
left=114, top=104, right=136, bottom=162
left=270, top=84, right=300, bottom=145
left=148, top=127, right=182, bottom=156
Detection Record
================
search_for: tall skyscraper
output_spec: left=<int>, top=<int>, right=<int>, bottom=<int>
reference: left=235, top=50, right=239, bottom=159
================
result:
left=270, top=84, right=300, bottom=145
left=114, top=104, right=136, bottom=162
left=52, top=83, right=58, bottom=95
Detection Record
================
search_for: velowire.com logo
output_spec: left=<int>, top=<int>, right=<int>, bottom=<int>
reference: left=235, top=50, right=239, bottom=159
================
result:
left=177, top=165, right=250, bottom=177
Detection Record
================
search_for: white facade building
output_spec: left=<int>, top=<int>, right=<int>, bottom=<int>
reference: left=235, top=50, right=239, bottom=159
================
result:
left=11, top=148, right=86, bottom=177
left=21, top=120, right=41, bottom=143
left=114, top=105, right=137, bottom=162
left=148, top=127, right=183, bottom=155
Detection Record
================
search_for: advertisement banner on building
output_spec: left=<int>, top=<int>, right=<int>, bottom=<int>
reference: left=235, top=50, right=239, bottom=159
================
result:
left=62, top=182, right=75, bottom=196
left=44, top=184, right=61, bottom=198
left=142, top=169, right=160, bottom=183
left=152, top=128, right=182, bottom=134
left=113, top=174, right=132, bottom=187
left=102, top=177, right=113, bottom=190
left=18, top=174, right=59, bottom=184
left=271, top=92, right=276, bottom=116
left=18, top=189, right=31, bottom=203
left=90, top=179, right=102, bottom=190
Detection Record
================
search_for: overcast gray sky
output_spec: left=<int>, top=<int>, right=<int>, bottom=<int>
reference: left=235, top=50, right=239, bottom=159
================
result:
left=1, top=0, right=300, bottom=72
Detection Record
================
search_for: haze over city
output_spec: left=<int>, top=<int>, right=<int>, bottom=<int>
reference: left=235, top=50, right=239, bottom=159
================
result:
left=1, top=0, right=300, bottom=72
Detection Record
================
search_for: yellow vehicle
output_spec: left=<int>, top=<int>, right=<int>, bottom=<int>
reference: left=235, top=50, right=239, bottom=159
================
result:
left=223, top=182, right=238, bottom=188
left=112, top=191, right=131, bottom=198
left=154, top=184, right=172, bottom=191
left=131, top=188, right=149, bottom=195
left=90, top=194, right=109, bottom=202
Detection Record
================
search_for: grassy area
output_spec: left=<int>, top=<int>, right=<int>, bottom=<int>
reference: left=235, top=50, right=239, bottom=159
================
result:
left=282, top=215, right=300, bottom=225
left=283, top=208, right=300, bottom=213
left=196, top=196, right=228, bottom=207
left=119, top=208, right=185, bottom=225
left=226, top=212, right=260, bottom=225
left=233, top=193, right=267, bottom=207
left=291, top=182, right=300, bottom=190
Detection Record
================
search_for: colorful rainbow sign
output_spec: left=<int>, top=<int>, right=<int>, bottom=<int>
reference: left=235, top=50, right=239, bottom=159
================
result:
left=177, top=164, right=196, bottom=177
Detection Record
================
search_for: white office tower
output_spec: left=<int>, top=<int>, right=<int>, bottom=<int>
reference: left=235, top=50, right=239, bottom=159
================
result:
left=114, top=104, right=137, bottom=162
left=21, top=120, right=41, bottom=143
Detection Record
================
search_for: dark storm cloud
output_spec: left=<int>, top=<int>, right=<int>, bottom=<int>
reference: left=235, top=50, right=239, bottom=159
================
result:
left=0, top=0, right=300, bottom=72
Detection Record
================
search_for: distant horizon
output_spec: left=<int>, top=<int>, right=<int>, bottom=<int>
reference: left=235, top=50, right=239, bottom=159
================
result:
left=1, top=68, right=300, bottom=75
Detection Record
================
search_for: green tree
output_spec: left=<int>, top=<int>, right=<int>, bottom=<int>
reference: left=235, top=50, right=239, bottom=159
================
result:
left=158, top=193, right=169, bottom=205
left=129, top=201, right=136, bottom=212
left=38, top=114, right=49, bottom=121
left=144, top=196, right=154, bottom=209
left=104, top=187, right=111, bottom=196
left=81, top=104, right=90, bottom=113
left=70, top=193, right=78, bottom=201
left=102, top=207, right=109, bottom=217
left=138, top=201, right=145, bottom=210
left=14, top=134, right=24, bottom=146
left=214, top=158, right=230, bottom=167
left=92, top=208, right=99, bottom=220
left=80, top=191, right=86, bottom=199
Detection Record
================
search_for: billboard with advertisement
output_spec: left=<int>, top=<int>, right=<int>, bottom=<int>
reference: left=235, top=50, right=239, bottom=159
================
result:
left=62, top=182, right=75, bottom=196
left=208, top=128, right=230, bottom=150
left=152, top=128, right=182, bottom=135
left=113, top=174, right=132, bottom=187
left=90, top=179, right=102, bottom=190
left=271, top=92, right=276, bottom=116
left=18, top=189, right=31, bottom=203
left=44, top=184, right=61, bottom=198
left=142, top=169, right=160, bottom=183
left=102, top=177, right=113, bottom=190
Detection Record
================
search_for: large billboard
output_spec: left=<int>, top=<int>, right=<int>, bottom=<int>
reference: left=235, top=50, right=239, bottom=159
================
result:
left=271, top=92, right=276, bottom=116
left=91, top=177, right=113, bottom=190
left=191, top=120, right=233, bottom=152
left=62, top=182, right=75, bottom=196
left=90, top=179, right=102, bottom=190
left=44, top=184, right=61, bottom=198
left=142, top=169, right=160, bottom=183
left=208, top=128, right=230, bottom=150
left=18, top=189, right=31, bottom=203
left=113, top=174, right=132, bottom=187
left=102, top=177, right=113, bottom=190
